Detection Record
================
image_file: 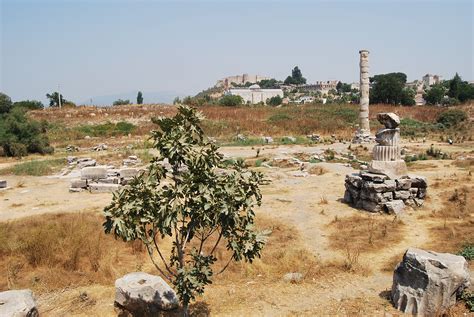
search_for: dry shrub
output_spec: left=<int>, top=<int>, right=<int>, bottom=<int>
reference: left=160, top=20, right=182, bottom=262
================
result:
left=328, top=215, right=404, bottom=254
left=426, top=220, right=474, bottom=254
left=0, top=213, right=146, bottom=292
left=431, top=185, right=472, bottom=219
left=308, top=165, right=328, bottom=175
left=215, top=217, right=340, bottom=283
left=319, top=195, right=329, bottom=205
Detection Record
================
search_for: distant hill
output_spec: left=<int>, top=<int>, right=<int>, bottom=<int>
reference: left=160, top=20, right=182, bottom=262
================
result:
left=81, top=90, right=186, bottom=106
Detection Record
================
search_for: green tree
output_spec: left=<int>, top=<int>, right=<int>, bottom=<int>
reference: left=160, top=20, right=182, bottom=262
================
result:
left=173, top=97, right=182, bottom=105
left=219, top=95, right=243, bottom=107
left=369, top=72, right=414, bottom=105
left=267, top=95, right=282, bottom=106
left=448, top=73, right=462, bottom=99
left=46, top=92, right=67, bottom=107
left=423, top=84, right=446, bottom=105
left=103, top=106, right=267, bottom=315
left=0, top=92, right=13, bottom=114
left=284, top=66, right=306, bottom=85
left=258, top=79, right=280, bottom=89
left=137, top=91, right=143, bottom=104
left=113, top=99, right=130, bottom=106
left=13, top=100, right=44, bottom=111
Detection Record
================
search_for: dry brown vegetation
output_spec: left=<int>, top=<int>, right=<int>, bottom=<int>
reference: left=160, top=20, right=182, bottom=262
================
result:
left=28, top=103, right=473, bottom=146
left=0, top=211, right=343, bottom=297
left=0, top=213, right=146, bottom=293
left=328, top=215, right=405, bottom=254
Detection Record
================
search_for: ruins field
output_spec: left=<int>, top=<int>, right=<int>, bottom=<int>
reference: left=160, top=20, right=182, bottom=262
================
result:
left=0, top=103, right=472, bottom=315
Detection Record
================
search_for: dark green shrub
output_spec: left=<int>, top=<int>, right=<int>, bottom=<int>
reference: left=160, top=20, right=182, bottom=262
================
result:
left=13, top=100, right=44, bottom=110
left=0, top=92, right=13, bottom=114
left=0, top=107, right=53, bottom=157
left=219, top=95, right=243, bottom=107
left=436, top=109, right=467, bottom=128
left=458, top=244, right=474, bottom=260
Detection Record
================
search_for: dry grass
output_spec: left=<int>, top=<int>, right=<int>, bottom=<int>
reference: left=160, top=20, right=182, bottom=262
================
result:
left=429, top=185, right=472, bottom=220
left=307, top=165, right=328, bottom=175
left=0, top=213, right=146, bottom=293
left=328, top=215, right=405, bottom=254
left=427, top=220, right=474, bottom=254
left=28, top=103, right=472, bottom=145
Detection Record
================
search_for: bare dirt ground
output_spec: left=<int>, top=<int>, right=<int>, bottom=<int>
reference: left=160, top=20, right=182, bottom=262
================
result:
left=1, top=141, right=473, bottom=316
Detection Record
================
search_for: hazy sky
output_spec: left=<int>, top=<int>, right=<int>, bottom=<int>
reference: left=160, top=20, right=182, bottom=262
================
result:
left=1, top=0, right=473, bottom=104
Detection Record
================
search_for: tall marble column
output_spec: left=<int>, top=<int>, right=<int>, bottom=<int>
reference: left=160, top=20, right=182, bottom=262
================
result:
left=359, top=50, right=370, bottom=132
left=353, top=49, right=372, bottom=143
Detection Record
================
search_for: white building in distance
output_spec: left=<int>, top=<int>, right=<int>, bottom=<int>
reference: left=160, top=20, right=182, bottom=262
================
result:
left=216, top=74, right=270, bottom=89
left=227, top=84, right=283, bottom=104
left=422, top=74, right=442, bottom=87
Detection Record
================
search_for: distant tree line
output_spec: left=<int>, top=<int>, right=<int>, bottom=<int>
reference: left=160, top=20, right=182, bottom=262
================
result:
left=423, top=73, right=474, bottom=106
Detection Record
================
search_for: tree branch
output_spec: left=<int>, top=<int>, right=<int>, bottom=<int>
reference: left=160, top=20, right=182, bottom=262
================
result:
left=216, top=254, right=234, bottom=275
left=210, top=229, right=223, bottom=255
left=152, top=233, right=174, bottom=276
left=145, top=242, right=172, bottom=282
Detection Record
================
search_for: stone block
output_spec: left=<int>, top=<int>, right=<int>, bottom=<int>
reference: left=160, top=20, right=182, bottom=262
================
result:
left=345, top=173, right=363, bottom=188
left=360, top=172, right=388, bottom=184
left=70, top=179, right=87, bottom=189
left=344, top=190, right=352, bottom=203
left=0, top=289, right=38, bottom=317
left=77, top=159, right=97, bottom=169
left=97, top=177, right=119, bottom=184
left=394, top=190, right=411, bottom=200
left=396, top=178, right=412, bottom=190
left=115, top=272, right=178, bottom=315
left=69, top=188, right=84, bottom=193
left=89, top=183, right=120, bottom=193
left=378, top=112, right=400, bottom=128
left=363, top=180, right=396, bottom=193
left=391, top=248, right=470, bottom=315
left=368, top=160, right=408, bottom=179
left=409, top=175, right=428, bottom=188
left=0, top=180, right=7, bottom=189
left=362, top=200, right=382, bottom=212
left=384, top=200, right=405, bottom=215
left=81, top=166, right=107, bottom=180
left=417, top=188, right=427, bottom=199
left=119, top=168, right=140, bottom=178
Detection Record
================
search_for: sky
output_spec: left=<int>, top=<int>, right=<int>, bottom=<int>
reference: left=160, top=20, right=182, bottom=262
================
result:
left=1, top=0, right=473, bottom=105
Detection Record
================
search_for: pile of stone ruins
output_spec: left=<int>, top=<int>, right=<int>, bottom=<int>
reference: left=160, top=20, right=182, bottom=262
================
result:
left=68, top=155, right=143, bottom=193
left=344, top=113, right=427, bottom=214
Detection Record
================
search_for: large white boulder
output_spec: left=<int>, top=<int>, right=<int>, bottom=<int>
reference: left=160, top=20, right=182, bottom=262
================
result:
left=115, top=272, right=179, bottom=315
left=391, top=248, right=470, bottom=315
left=0, top=289, right=38, bottom=317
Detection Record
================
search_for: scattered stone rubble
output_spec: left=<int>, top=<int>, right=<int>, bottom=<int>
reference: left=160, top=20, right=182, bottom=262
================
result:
left=66, top=144, right=79, bottom=152
left=68, top=156, right=143, bottom=193
left=0, top=289, right=39, bottom=317
left=391, top=248, right=470, bottom=315
left=262, top=136, right=273, bottom=144
left=91, top=143, right=108, bottom=151
left=344, top=113, right=427, bottom=213
left=115, top=272, right=178, bottom=315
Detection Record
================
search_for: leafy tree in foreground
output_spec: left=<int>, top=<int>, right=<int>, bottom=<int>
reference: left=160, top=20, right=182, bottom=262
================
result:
left=103, top=106, right=267, bottom=315
left=137, top=91, right=143, bottom=104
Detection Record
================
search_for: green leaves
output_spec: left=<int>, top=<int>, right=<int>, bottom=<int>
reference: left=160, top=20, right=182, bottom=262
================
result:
left=103, top=105, right=266, bottom=311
